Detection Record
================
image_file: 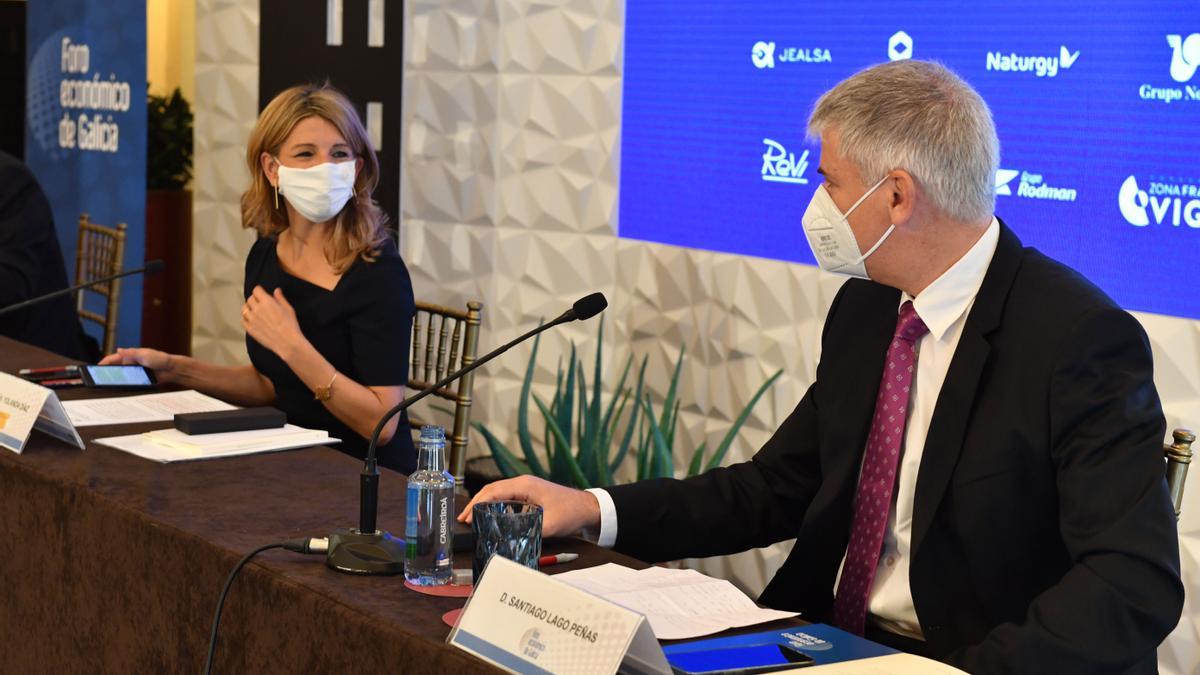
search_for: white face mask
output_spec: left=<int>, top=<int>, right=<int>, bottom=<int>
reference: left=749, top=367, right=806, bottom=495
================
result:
left=801, top=174, right=895, bottom=280
left=275, top=160, right=356, bottom=224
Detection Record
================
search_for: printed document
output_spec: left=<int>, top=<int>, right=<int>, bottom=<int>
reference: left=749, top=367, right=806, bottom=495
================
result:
left=95, top=424, right=338, bottom=463
left=552, top=562, right=797, bottom=640
left=62, top=390, right=235, bottom=426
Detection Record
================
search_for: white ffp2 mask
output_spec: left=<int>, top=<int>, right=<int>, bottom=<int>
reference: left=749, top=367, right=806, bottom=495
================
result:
left=276, top=161, right=356, bottom=224
left=801, top=175, right=894, bottom=280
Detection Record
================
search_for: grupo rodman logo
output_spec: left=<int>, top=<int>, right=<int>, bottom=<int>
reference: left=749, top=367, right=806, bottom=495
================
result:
left=1140, top=34, right=1200, bottom=103
left=761, top=138, right=810, bottom=185
left=752, top=41, right=831, bottom=69
left=1119, top=175, right=1200, bottom=228
left=995, top=169, right=1077, bottom=201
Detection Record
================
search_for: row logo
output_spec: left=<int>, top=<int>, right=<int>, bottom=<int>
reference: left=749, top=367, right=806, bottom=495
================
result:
left=1139, top=33, right=1200, bottom=103
left=986, top=45, right=1079, bottom=78
left=1119, top=176, right=1200, bottom=228
left=995, top=169, right=1077, bottom=202
left=761, top=138, right=810, bottom=185
left=751, top=41, right=832, bottom=69
left=888, top=31, right=913, bottom=61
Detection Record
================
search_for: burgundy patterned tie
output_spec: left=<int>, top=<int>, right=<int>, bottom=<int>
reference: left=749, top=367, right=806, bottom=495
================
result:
left=832, top=301, right=928, bottom=635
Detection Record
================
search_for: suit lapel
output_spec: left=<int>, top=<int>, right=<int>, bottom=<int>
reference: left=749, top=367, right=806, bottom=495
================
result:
left=910, top=222, right=1024, bottom=557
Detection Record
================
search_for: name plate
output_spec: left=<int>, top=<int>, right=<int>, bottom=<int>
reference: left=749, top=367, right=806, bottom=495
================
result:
left=448, top=555, right=671, bottom=675
left=0, top=372, right=84, bottom=453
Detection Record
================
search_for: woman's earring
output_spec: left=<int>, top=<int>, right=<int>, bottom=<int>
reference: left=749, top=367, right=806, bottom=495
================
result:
left=274, top=185, right=279, bottom=209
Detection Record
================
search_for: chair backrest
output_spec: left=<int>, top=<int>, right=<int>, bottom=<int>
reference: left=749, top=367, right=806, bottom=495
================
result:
left=75, top=214, right=127, bottom=356
left=1165, top=428, right=1194, bottom=520
left=409, top=299, right=483, bottom=483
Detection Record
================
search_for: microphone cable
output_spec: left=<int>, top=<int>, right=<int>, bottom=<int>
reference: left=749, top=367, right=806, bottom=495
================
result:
left=203, top=537, right=328, bottom=675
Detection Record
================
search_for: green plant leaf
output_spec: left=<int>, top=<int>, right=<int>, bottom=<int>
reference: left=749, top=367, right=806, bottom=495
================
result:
left=471, top=422, right=531, bottom=478
left=612, top=355, right=648, bottom=475
left=704, top=369, right=783, bottom=472
left=660, top=346, right=685, bottom=435
left=516, top=329, right=548, bottom=478
left=533, top=395, right=590, bottom=488
left=687, top=440, right=709, bottom=477
left=639, top=394, right=674, bottom=479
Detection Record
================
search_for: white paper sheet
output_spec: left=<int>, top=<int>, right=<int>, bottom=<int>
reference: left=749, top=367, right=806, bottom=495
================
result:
left=62, top=390, right=236, bottom=427
left=94, top=424, right=339, bottom=463
left=553, top=562, right=798, bottom=640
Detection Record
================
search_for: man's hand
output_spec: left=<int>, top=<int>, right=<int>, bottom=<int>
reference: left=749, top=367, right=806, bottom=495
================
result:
left=458, top=475, right=602, bottom=538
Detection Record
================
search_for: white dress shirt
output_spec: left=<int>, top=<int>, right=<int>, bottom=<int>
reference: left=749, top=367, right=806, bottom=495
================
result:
left=589, top=217, right=1000, bottom=641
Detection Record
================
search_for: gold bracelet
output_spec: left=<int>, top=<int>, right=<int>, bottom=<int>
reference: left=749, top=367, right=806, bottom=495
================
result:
left=314, top=371, right=339, bottom=401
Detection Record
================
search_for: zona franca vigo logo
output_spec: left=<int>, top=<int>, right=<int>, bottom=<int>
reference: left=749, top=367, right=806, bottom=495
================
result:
left=761, top=139, right=810, bottom=185
left=1140, top=33, right=1200, bottom=103
left=986, top=45, right=1079, bottom=78
left=751, top=41, right=831, bottom=69
left=995, top=169, right=1077, bottom=202
left=1118, top=176, right=1200, bottom=228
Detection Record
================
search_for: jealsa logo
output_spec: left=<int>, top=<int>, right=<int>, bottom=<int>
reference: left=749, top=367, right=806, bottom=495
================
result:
left=1140, top=34, right=1200, bottom=103
left=761, top=139, right=810, bottom=185
left=986, top=45, right=1079, bottom=77
left=1119, top=175, right=1200, bottom=228
left=995, top=169, right=1077, bottom=202
left=752, top=40, right=830, bottom=68
left=752, top=41, right=776, bottom=69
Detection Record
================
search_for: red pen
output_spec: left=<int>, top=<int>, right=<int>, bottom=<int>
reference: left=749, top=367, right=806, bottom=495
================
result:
left=19, top=365, right=80, bottom=376
left=538, top=553, right=579, bottom=567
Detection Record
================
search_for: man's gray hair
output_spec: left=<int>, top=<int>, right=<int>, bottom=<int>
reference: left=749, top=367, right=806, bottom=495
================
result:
left=808, top=60, right=999, bottom=224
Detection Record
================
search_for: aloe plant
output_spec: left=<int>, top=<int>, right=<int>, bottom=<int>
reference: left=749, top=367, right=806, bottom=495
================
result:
left=634, top=347, right=783, bottom=480
left=474, top=318, right=645, bottom=488
left=472, top=319, right=782, bottom=488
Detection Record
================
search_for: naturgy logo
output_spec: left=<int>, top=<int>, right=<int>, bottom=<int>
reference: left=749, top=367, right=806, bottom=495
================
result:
left=1119, top=176, right=1200, bottom=228
left=986, top=45, right=1079, bottom=77
left=761, top=139, right=810, bottom=185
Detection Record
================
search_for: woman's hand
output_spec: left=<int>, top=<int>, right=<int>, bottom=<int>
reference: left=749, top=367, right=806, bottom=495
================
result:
left=242, top=286, right=306, bottom=360
left=99, top=347, right=176, bottom=382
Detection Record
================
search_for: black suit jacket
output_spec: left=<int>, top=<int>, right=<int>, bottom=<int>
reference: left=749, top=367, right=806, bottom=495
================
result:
left=0, top=150, right=97, bottom=361
left=607, top=223, right=1183, bottom=674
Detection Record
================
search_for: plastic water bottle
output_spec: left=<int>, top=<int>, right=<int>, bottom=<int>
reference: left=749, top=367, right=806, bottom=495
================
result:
left=405, top=425, right=455, bottom=585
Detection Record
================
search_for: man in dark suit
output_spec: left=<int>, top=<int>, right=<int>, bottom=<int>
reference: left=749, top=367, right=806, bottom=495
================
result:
left=0, top=149, right=98, bottom=360
left=461, top=61, right=1183, bottom=673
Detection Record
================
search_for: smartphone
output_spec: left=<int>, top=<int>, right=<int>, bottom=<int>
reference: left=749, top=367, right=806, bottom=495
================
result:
left=80, top=364, right=157, bottom=388
left=667, top=643, right=815, bottom=674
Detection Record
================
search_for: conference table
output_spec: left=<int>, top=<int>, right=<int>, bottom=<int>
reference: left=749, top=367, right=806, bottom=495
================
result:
left=2, top=336, right=739, bottom=673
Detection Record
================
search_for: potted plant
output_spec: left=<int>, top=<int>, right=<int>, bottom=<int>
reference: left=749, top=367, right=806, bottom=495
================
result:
left=467, top=318, right=782, bottom=494
left=143, top=86, right=194, bottom=355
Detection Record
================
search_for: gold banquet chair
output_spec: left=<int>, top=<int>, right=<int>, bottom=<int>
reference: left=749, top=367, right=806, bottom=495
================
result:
left=75, top=214, right=127, bottom=356
left=408, top=300, right=483, bottom=483
left=1165, top=428, right=1195, bottom=520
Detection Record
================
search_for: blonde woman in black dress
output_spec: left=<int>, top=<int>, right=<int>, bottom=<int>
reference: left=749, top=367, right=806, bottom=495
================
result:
left=103, top=83, right=416, bottom=472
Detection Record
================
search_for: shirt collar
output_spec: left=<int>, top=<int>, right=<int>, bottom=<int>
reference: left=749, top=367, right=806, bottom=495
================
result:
left=901, top=217, right=1000, bottom=341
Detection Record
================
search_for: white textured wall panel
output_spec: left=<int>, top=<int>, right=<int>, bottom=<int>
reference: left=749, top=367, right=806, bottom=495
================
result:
left=193, top=0, right=259, bottom=365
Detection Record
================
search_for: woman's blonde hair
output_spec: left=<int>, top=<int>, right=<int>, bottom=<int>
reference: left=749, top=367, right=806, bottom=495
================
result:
left=241, top=83, right=389, bottom=273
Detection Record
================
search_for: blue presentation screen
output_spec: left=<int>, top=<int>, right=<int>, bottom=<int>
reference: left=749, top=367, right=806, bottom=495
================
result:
left=618, top=2, right=1200, bottom=319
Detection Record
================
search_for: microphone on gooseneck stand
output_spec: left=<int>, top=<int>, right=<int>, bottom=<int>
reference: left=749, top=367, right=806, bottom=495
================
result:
left=324, top=292, right=609, bottom=575
left=0, top=259, right=166, bottom=317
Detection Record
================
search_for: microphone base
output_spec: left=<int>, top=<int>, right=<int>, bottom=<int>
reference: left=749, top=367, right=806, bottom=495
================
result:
left=325, top=527, right=406, bottom=575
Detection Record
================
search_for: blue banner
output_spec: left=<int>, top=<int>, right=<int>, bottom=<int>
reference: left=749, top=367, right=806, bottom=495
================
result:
left=619, top=2, right=1200, bottom=319
left=26, top=1, right=146, bottom=349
